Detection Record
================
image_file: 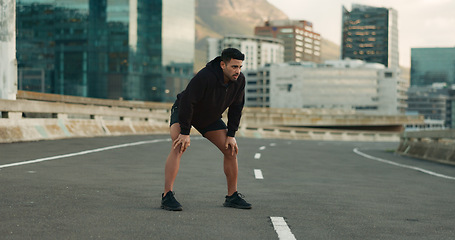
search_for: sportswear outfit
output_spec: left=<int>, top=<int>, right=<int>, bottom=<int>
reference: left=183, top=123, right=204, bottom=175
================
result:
left=170, top=57, right=245, bottom=137
left=162, top=56, right=251, bottom=211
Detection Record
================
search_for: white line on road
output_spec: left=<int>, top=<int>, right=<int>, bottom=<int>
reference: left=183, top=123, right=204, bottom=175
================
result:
left=259, top=146, right=266, bottom=150
left=254, top=169, right=264, bottom=179
left=270, top=217, right=297, bottom=240
left=0, top=138, right=173, bottom=169
left=254, top=153, right=261, bottom=159
left=353, top=148, right=455, bottom=180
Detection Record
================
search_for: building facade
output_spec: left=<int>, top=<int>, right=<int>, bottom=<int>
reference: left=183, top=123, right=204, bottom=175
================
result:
left=410, top=47, right=455, bottom=87
left=16, top=0, right=194, bottom=102
left=207, top=35, right=284, bottom=71
left=341, top=4, right=399, bottom=68
left=406, top=84, right=454, bottom=128
left=0, top=0, right=17, bottom=100
left=244, top=59, right=407, bottom=115
left=255, top=20, right=321, bottom=63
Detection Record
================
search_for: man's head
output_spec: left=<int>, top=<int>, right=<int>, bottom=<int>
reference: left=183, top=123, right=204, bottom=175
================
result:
left=220, top=48, right=244, bottom=83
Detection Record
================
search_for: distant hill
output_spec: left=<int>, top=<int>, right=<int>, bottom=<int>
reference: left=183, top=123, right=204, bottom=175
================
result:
left=194, top=0, right=340, bottom=71
left=320, top=37, right=341, bottom=62
left=195, top=0, right=288, bottom=70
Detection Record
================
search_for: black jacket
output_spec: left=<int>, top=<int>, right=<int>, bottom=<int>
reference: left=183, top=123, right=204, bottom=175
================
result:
left=175, top=57, right=245, bottom=137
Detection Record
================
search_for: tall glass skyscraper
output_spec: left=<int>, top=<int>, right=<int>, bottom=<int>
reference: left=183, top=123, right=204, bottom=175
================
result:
left=16, top=0, right=194, bottom=101
left=411, top=47, right=455, bottom=86
left=341, top=4, right=399, bottom=68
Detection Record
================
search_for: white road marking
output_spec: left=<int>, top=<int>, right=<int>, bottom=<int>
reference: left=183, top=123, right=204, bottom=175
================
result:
left=270, top=217, right=297, bottom=240
left=270, top=143, right=276, bottom=147
left=254, top=169, right=264, bottom=179
left=0, top=138, right=173, bottom=169
left=259, top=146, right=266, bottom=150
left=353, top=148, right=455, bottom=181
left=254, top=153, right=261, bottom=159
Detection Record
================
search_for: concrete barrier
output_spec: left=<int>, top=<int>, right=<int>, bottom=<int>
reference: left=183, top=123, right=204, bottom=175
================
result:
left=396, top=130, right=455, bottom=166
left=1, top=91, right=172, bottom=143
left=0, top=118, right=168, bottom=143
left=238, top=126, right=399, bottom=142
left=0, top=91, right=423, bottom=143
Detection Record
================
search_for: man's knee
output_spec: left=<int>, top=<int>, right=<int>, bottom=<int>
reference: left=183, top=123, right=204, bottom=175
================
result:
left=221, top=148, right=237, bottom=158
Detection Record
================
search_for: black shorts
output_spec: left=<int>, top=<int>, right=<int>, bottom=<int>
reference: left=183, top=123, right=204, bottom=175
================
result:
left=169, top=104, right=227, bottom=136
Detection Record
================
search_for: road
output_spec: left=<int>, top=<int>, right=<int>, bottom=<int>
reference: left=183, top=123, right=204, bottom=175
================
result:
left=1, top=135, right=454, bottom=239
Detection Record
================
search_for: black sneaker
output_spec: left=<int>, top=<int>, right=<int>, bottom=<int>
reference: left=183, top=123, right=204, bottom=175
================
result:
left=223, top=192, right=252, bottom=209
left=161, top=191, right=183, bottom=211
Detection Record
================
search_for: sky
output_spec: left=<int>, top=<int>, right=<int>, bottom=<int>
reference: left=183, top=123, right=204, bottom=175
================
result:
left=267, top=0, right=455, bottom=68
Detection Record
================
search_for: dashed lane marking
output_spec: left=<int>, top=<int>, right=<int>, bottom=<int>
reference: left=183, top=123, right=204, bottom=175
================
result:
left=259, top=146, right=266, bottom=150
left=270, top=217, right=297, bottom=240
left=353, top=148, right=455, bottom=181
left=254, top=169, right=264, bottom=179
left=254, top=153, right=261, bottom=159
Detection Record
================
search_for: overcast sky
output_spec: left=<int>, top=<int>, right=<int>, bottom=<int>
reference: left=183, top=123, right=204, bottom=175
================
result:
left=267, top=0, right=455, bottom=68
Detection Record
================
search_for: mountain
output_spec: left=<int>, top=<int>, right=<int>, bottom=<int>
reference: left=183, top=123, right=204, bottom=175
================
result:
left=194, top=0, right=340, bottom=71
left=195, top=0, right=288, bottom=70
left=320, top=37, right=341, bottom=62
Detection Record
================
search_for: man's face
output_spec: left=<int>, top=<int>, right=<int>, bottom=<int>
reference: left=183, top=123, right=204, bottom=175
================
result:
left=221, top=59, right=243, bottom=82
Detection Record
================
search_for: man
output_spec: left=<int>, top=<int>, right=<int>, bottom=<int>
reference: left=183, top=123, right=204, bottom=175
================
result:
left=161, top=48, right=251, bottom=211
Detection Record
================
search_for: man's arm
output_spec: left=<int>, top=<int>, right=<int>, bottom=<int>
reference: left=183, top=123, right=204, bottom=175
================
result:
left=178, top=72, right=207, bottom=135
left=226, top=78, right=245, bottom=137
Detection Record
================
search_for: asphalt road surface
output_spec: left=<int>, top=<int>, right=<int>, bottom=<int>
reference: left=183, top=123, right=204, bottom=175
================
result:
left=1, top=135, right=454, bottom=239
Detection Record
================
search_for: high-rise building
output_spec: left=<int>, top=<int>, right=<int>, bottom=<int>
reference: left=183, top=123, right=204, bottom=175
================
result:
left=0, top=0, right=17, bottom=100
left=255, top=20, right=321, bottom=63
left=410, top=47, right=455, bottom=86
left=244, top=59, right=407, bottom=115
left=341, top=4, right=399, bottom=68
left=207, top=35, right=284, bottom=71
left=16, top=0, right=194, bottom=102
left=406, top=84, right=454, bottom=128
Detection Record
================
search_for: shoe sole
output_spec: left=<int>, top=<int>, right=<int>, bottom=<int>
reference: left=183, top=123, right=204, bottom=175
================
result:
left=223, top=202, right=252, bottom=209
left=161, top=205, right=183, bottom=211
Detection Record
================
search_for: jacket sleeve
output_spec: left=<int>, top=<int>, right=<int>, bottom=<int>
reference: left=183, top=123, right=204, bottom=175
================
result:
left=178, top=72, right=207, bottom=135
left=226, top=77, right=245, bottom=137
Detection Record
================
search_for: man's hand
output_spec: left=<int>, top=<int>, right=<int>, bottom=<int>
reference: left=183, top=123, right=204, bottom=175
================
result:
left=225, top=136, right=238, bottom=156
left=173, top=134, right=191, bottom=153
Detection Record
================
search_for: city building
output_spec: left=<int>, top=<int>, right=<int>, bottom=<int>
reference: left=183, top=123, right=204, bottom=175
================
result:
left=244, top=59, right=407, bottom=115
left=207, top=35, right=284, bottom=71
left=254, top=20, right=321, bottom=63
left=410, top=47, right=455, bottom=86
left=406, top=83, right=455, bottom=128
left=341, top=4, right=399, bottom=68
left=16, top=0, right=194, bottom=102
left=0, top=0, right=17, bottom=100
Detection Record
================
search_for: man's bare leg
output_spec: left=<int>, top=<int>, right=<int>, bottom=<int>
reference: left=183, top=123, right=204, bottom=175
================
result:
left=204, top=129, right=238, bottom=196
left=163, top=123, right=184, bottom=196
